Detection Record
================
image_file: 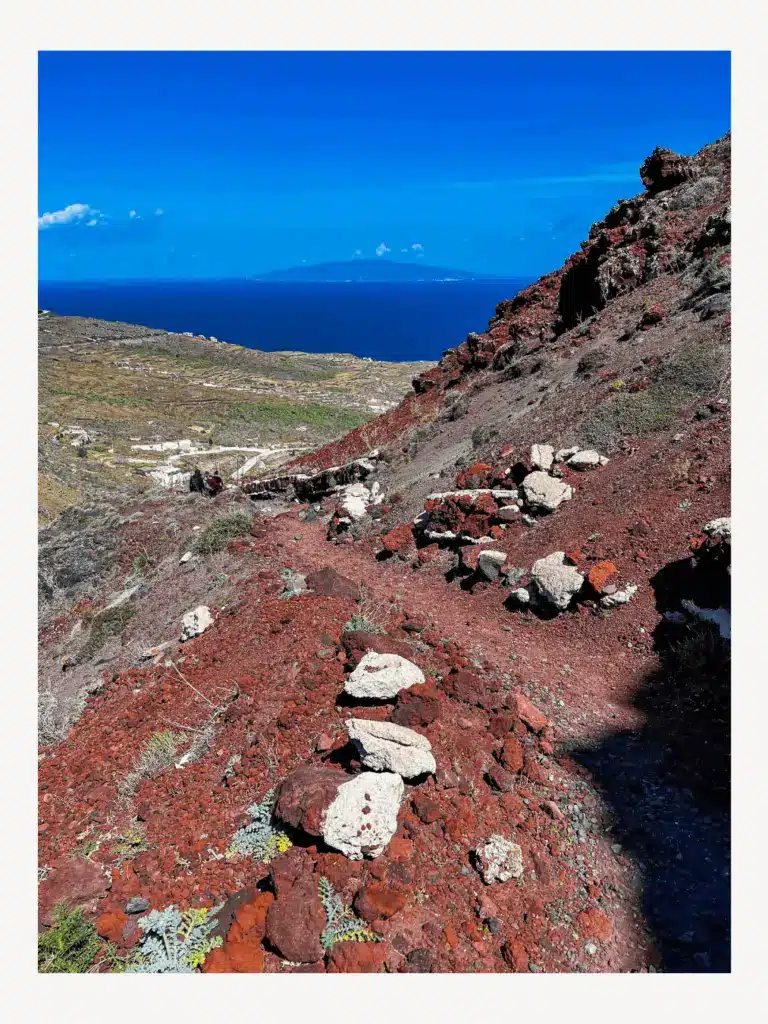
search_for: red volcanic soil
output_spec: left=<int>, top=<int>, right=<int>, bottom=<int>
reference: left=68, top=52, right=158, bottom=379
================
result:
left=38, top=134, right=731, bottom=975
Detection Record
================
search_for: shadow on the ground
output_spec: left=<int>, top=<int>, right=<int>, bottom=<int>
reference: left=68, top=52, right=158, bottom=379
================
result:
left=570, top=558, right=731, bottom=973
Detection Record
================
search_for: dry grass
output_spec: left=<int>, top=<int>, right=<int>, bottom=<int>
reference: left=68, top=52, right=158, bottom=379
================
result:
left=117, top=730, right=186, bottom=799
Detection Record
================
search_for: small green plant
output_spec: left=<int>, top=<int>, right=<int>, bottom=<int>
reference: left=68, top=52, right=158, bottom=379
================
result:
left=343, top=612, right=385, bottom=634
left=38, top=901, right=101, bottom=973
left=126, top=905, right=223, bottom=973
left=113, top=821, right=150, bottom=860
left=226, top=790, right=293, bottom=862
left=318, top=877, right=380, bottom=949
left=679, top=499, right=693, bottom=511
left=196, top=510, right=252, bottom=555
left=132, top=549, right=153, bottom=574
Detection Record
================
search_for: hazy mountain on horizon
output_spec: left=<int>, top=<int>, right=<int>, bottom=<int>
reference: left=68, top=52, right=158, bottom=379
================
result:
left=250, top=259, right=508, bottom=283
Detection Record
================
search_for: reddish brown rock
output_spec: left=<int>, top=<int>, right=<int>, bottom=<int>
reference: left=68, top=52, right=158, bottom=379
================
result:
left=341, top=630, right=413, bottom=665
left=269, top=846, right=316, bottom=896
left=388, top=838, right=414, bottom=862
left=305, top=567, right=360, bottom=600
left=274, top=766, right=346, bottom=836
left=587, top=560, right=617, bottom=594
left=327, top=940, right=387, bottom=973
left=379, top=523, right=415, bottom=557
left=502, top=937, right=529, bottom=972
left=577, top=906, right=613, bottom=942
left=455, top=462, right=494, bottom=489
left=443, top=670, right=486, bottom=706
left=265, top=874, right=326, bottom=963
left=355, top=883, right=407, bottom=922
left=486, top=762, right=516, bottom=793
left=390, top=684, right=441, bottom=728
left=488, top=712, right=518, bottom=739
left=411, top=791, right=443, bottom=824
left=231, top=891, right=273, bottom=941
left=513, top=694, right=548, bottom=733
left=499, top=737, right=524, bottom=773
left=95, top=909, right=128, bottom=945
left=38, top=857, right=112, bottom=927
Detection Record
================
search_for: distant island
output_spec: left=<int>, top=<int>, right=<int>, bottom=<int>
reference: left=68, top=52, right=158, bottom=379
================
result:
left=250, top=259, right=504, bottom=283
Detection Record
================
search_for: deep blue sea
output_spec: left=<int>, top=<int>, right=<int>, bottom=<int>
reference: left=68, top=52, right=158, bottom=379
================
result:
left=37, top=279, right=533, bottom=362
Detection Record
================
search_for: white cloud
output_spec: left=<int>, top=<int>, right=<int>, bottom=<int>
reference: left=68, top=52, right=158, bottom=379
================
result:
left=353, top=249, right=363, bottom=257
left=85, top=219, right=99, bottom=227
left=128, top=209, right=139, bottom=219
left=154, top=208, right=164, bottom=216
left=375, top=243, right=391, bottom=256
left=37, top=203, right=101, bottom=230
left=401, top=248, right=409, bottom=253
left=411, top=242, right=424, bottom=251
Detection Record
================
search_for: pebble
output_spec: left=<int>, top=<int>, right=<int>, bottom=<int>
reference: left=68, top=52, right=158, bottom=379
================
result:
left=125, top=897, right=150, bottom=914
left=611, top=843, right=623, bottom=854
left=584, top=941, right=598, bottom=957
left=528, top=962, right=542, bottom=972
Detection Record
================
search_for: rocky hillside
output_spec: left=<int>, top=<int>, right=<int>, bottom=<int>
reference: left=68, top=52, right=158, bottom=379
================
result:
left=38, top=135, right=730, bottom=975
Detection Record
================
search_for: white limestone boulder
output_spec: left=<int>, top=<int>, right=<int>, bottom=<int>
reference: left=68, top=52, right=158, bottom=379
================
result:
left=344, top=651, right=425, bottom=700
left=323, top=772, right=405, bottom=860
left=180, top=605, right=213, bottom=641
left=521, top=471, right=574, bottom=513
left=474, top=835, right=524, bottom=884
left=530, top=552, right=585, bottom=610
left=346, top=718, right=436, bottom=778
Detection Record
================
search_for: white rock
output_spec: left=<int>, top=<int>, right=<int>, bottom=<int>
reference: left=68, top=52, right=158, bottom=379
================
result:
left=521, top=514, right=537, bottom=527
left=425, top=489, right=518, bottom=503
left=477, top=549, right=507, bottom=580
left=567, top=449, right=609, bottom=470
left=347, top=719, right=436, bottom=778
left=703, top=517, right=731, bottom=543
left=322, top=772, right=404, bottom=860
left=180, top=605, right=213, bottom=641
left=531, top=552, right=584, bottom=610
left=530, top=444, right=555, bottom=471
left=424, top=529, right=457, bottom=541
left=510, top=587, right=531, bottom=605
left=179, top=551, right=193, bottom=564
left=104, top=583, right=141, bottom=611
left=345, top=651, right=425, bottom=700
left=555, top=446, right=581, bottom=462
left=521, top=471, right=574, bottom=513
left=474, top=835, right=524, bottom=884
left=339, top=482, right=370, bottom=520
left=600, top=584, right=638, bottom=609
left=497, top=506, right=519, bottom=522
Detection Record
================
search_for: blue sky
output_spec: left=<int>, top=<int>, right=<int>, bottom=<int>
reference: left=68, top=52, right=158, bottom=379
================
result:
left=38, top=51, right=730, bottom=281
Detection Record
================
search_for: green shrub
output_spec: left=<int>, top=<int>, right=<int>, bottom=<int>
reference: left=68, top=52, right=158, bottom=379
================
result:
left=196, top=510, right=252, bottom=554
left=38, top=902, right=101, bottom=973
left=318, top=877, right=380, bottom=949
left=343, top=612, right=384, bottom=634
left=580, top=342, right=729, bottom=451
left=126, top=905, right=223, bottom=973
